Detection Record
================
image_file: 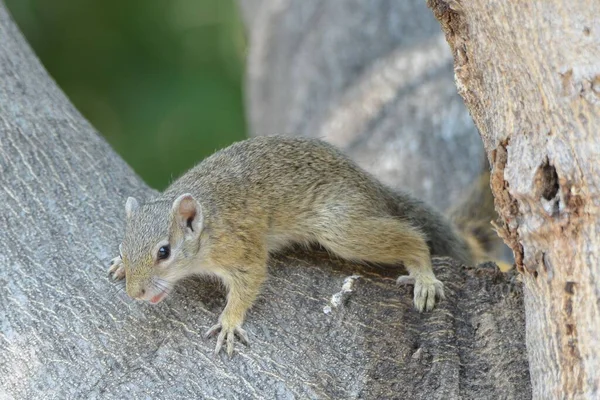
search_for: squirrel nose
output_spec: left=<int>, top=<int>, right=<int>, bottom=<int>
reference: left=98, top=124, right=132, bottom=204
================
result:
left=127, top=287, right=146, bottom=300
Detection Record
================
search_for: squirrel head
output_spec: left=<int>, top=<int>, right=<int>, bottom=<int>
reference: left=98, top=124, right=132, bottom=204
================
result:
left=120, top=193, right=204, bottom=304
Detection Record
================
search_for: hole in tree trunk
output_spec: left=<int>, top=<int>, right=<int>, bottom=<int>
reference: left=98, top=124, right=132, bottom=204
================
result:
left=535, top=158, right=559, bottom=200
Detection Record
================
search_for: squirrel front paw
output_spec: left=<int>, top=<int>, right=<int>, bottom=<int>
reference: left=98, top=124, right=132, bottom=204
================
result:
left=108, top=255, right=125, bottom=280
left=205, top=319, right=249, bottom=357
left=397, top=274, right=445, bottom=312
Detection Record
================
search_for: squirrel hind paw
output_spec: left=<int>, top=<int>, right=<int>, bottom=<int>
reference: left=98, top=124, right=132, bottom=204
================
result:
left=107, top=256, right=125, bottom=280
left=397, top=275, right=445, bottom=312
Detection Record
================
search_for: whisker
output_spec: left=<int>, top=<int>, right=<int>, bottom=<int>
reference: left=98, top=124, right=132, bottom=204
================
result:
left=151, top=283, right=167, bottom=293
left=108, top=287, right=125, bottom=297
left=150, top=278, right=171, bottom=293
left=105, top=282, right=126, bottom=295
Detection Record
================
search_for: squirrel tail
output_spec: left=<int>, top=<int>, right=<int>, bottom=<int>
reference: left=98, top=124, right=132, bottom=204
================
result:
left=446, top=169, right=514, bottom=271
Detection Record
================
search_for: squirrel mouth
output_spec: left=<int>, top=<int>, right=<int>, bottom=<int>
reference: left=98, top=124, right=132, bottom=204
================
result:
left=149, top=289, right=169, bottom=304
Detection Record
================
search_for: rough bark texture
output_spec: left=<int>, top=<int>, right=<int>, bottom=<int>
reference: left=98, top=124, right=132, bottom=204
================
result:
left=240, top=0, right=485, bottom=211
left=0, top=2, right=530, bottom=399
left=428, top=0, right=600, bottom=398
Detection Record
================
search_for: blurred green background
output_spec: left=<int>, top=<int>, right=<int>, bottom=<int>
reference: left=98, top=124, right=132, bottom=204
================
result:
left=5, top=0, right=247, bottom=189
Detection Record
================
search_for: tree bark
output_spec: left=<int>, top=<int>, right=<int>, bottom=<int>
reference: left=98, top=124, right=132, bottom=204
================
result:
left=428, top=1, right=600, bottom=398
left=0, top=1, right=530, bottom=398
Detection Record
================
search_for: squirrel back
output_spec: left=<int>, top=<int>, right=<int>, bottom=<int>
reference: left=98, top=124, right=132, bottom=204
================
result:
left=163, top=136, right=474, bottom=265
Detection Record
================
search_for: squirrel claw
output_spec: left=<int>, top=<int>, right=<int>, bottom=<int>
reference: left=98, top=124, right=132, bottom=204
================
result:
left=235, top=327, right=249, bottom=345
left=107, top=256, right=125, bottom=280
left=205, top=323, right=221, bottom=339
left=397, top=274, right=445, bottom=312
left=205, top=323, right=249, bottom=357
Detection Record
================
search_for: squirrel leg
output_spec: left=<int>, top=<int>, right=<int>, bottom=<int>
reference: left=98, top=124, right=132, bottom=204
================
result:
left=315, top=215, right=444, bottom=312
left=205, top=263, right=267, bottom=357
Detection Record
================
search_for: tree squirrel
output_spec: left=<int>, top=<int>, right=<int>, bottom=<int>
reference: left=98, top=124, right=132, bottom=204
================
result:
left=108, top=136, right=500, bottom=356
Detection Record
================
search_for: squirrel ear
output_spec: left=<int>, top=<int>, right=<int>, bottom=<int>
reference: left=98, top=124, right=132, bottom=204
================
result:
left=125, top=197, right=139, bottom=218
left=171, top=193, right=203, bottom=235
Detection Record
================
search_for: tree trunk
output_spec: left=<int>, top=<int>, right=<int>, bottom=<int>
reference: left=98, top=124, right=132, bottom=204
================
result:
left=0, top=1, right=530, bottom=398
left=240, top=0, right=485, bottom=212
left=428, top=1, right=600, bottom=398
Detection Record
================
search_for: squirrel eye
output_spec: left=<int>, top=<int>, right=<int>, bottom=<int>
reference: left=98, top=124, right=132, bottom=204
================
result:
left=157, top=245, right=170, bottom=260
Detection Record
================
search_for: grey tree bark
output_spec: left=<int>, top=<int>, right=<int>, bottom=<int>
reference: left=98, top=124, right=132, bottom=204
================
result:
left=1, top=1, right=529, bottom=399
left=428, top=0, right=600, bottom=398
